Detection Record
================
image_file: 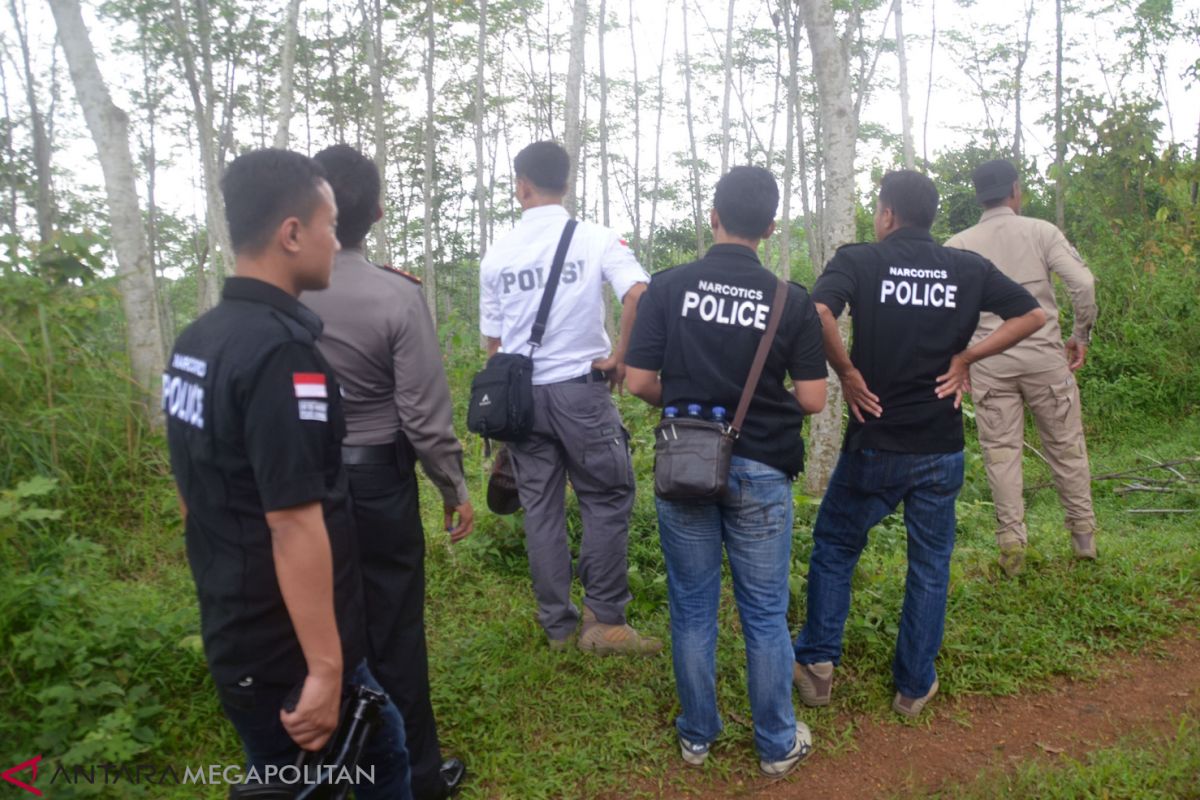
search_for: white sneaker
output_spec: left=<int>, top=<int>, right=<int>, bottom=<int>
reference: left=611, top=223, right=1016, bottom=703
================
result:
left=759, top=722, right=813, bottom=777
left=679, top=734, right=710, bottom=766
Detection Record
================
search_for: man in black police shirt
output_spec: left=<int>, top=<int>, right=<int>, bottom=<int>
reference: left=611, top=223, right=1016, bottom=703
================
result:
left=791, top=170, right=1045, bottom=720
left=164, top=148, right=411, bottom=798
left=626, top=166, right=828, bottom=776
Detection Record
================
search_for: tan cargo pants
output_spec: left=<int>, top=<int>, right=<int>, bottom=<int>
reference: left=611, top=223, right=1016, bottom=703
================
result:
left=970, top=364, right=1096, bottom=548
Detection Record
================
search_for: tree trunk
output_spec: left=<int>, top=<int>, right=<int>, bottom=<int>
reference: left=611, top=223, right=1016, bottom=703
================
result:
left=563, top=0, right=588, bottom=215
left=9, top=0, right=55, bottom=243
left=273, top=0, right=302, bottom=148
left=798, top=0, right=857, bottom=494
left=1012, top=1, right=1034, bottom=164
left=422, top=0, right=437, bottom=326
left=1054, top=0, right=1065, bottom=226
left=475, top=0, right=489, bottom=258
left=894, top=0, right=914, bottom=169
left=598, top=0, right=611, bottom=228
left=170, top=0, right=230, bottom=310
left=720, top=0, right=736, bottom=175
left=1, top=58, right=20, bottom=271
left=682, top=0, right=704, bottom=257
left=922, top=0, right=936, bottom=166
left=362, top=0, right=390, bottom=265
left=628, top=0, right=642, bottom=260
left=48, top=0, right=165, bottom=415
left=647, top=6, right=670, bottom=269
left=779, top=0, right=800, bottom=281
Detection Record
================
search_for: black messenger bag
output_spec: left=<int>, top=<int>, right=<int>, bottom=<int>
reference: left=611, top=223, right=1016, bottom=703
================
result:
left=466, top=220, right=577, bottom=442
left=653, top=278, right=789, bottom=503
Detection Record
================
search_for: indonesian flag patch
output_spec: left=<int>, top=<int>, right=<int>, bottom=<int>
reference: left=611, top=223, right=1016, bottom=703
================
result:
left=293, top=372, right=328, bottom=399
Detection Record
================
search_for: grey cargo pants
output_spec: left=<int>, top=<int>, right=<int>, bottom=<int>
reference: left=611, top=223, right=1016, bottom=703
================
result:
left=508, top=379, right=635, bottom=640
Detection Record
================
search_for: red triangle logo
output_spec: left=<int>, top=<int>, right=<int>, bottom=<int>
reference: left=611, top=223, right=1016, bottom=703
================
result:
left=1, top=756, right=42, bottom=796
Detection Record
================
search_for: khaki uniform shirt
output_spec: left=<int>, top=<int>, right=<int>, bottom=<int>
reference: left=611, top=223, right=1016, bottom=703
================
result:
left=945, top=206, right=1097, bottom=379
left=303, top=249, right=468, bottom=507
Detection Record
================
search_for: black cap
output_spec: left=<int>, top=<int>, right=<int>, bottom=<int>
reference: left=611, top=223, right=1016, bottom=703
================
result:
left=972, top=159, right=1019, bottom=203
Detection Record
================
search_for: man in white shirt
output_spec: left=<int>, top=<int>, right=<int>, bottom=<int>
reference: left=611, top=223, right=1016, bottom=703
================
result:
left=479, top=141, right=660, bottom=655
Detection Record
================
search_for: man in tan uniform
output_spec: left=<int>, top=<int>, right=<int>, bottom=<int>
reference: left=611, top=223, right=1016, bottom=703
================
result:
left=946, top=159, right=1098, bottom=576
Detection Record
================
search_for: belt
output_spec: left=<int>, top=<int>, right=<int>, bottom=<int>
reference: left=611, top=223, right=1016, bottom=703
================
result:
left=553, top=369, right=608, bottom=385
left=342, top=434, right=417, bottom=469
left=341, top=443, right=396, bottom=465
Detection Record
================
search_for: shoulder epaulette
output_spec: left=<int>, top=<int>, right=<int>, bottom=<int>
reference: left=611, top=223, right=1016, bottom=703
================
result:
left=375, top=263, right=423, bottom=285
left=834, top=242, right=871, bottom=253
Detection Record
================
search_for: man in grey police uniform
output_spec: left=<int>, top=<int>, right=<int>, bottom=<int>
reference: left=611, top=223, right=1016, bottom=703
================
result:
left=479, top=140, right=661, bottom=655
left=302, top=145, right=470, bottom=800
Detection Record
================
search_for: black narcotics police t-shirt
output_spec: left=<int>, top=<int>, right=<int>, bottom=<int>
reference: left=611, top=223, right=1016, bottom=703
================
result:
left=625, top=244, right=827, bottom=478
left=811, top=227, right=1038, bottom=454
left=164, top=277, right=366, bottom=689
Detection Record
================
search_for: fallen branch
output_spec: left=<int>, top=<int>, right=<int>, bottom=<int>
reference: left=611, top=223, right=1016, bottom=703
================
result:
left=1026, top=455, right=1199, bottom=492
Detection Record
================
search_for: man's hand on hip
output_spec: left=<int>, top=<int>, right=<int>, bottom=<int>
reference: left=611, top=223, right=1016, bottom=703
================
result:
left=839, top=367, right=882, bottom=423
left=592, top=355, right=626, bottom=394
left=936, top=353, right=970, bottom=409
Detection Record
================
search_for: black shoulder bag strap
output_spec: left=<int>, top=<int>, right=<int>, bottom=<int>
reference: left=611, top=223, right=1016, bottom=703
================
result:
left=730, top=278, right=789, bottom=438
left=528, top=219, right=579, bottom=355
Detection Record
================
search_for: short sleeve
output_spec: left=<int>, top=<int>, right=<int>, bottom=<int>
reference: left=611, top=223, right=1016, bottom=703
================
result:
left=810, top=253, right=857, bottom=317
left=243, top=342, right=334, bottom=511
left=600, top=234, right=650, bottom=302
left=479, top=255, right=503, bottom=338
left=623, top=276, right=668, bottom=371
left=980, top=261, right=1039, bottom=319
left=786, top=289, right=829, bottom=381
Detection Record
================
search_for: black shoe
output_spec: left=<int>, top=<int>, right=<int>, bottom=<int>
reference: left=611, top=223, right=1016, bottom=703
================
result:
left=439, top=758, right=466, bottom=797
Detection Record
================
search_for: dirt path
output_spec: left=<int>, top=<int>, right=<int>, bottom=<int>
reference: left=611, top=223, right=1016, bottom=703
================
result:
left=668, top=629, right=1200, bottom=799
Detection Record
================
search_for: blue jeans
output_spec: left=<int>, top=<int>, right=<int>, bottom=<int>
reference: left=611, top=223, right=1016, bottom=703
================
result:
left=794, top=449, right=964, bottom=698
left=217, top=659, right=412, bottom=799
left=657, top=456, right=797, bottom=762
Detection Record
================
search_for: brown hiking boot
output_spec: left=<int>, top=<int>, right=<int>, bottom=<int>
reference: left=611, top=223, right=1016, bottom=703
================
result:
left=578, top=606, right=662, bottom=656
left=793, top=661, right=833, bottom=707
left=893, top=678, right=939, bottom=719
left=998, top=542, right=1026, bottom=577
left=1071, top=533, right=1098, bottom=560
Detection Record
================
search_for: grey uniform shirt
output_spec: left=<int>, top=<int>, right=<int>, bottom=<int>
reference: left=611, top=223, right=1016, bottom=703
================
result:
left=303, top=249, right=468, bottom=507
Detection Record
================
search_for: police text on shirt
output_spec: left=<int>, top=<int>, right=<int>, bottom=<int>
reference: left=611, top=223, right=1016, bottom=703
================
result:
left=879, top=266, right=958, bottom=308
left=499, top=260, right=582, bottom=294
left=681, top=280, right=770, bottom=330
left=162, top=366, right=205, bottom=429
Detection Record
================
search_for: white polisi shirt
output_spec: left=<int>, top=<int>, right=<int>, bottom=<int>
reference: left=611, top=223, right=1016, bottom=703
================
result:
left=480, top=204, right=650, bottom=385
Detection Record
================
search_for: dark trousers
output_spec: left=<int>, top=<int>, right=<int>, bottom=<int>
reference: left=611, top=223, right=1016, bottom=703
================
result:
left=793, top=449, right=965, bottom=698
left=346, top=459, right=446, bottom=800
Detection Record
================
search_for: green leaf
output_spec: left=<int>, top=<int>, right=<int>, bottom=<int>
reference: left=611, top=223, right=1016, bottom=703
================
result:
left=13, top=476, right=59, bottom=499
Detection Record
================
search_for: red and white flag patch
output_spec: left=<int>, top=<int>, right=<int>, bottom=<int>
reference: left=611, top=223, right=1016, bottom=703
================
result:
left=293, top=373, right=327, bottom=399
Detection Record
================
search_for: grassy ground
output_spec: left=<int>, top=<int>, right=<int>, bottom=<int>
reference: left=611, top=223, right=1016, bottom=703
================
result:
left=417, top=405, right=1200, bottom=798
left=902, top=716, right=1200, bottom=799
left=2, top=374, right=1198, bottom=798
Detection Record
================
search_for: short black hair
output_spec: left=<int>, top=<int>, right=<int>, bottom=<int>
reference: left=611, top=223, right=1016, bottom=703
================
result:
left=221, top=148, right=327, bottom=254
left=713, top=166, right=779, bottom=239
left=313, top=144, right=380, bottom=248
left=878, top=170, right=939, bottom=230
left=514, top=141, right=569, bottom=194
